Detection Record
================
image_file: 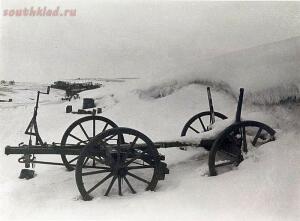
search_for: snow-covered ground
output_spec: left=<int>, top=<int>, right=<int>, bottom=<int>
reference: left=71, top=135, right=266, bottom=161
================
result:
left=1, top=37, right=300, bottom=221
left=1, top=80, right=299, bottom=221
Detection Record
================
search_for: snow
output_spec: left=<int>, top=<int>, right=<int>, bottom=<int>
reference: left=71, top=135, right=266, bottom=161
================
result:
left=138, top=36, right=300, bottom=105
left=1, top=37, right=300, bottom=221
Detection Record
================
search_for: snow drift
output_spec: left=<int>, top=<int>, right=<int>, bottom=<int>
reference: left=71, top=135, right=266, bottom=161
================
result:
left=139, top=36, right=300, bottom=105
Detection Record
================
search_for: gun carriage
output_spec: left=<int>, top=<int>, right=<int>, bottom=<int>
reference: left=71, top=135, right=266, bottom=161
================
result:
left=4, top=86, right=275, bottom=200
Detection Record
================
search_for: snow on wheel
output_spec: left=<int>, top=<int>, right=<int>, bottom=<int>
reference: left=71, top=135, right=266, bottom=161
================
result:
left=181, top=111, right=227, bottom=136
left=208, top=120, right=276, bottom=176
left=60, top=115, right=119, bottom=171
left=75, top=127, right=166, bottom=200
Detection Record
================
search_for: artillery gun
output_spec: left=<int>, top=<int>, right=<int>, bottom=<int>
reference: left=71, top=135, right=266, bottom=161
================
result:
left=5, top=86, right=275, bottom=200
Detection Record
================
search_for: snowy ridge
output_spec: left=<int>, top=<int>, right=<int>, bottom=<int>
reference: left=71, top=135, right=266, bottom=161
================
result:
left=138, top=78, right=300, bottom=105
left=138, top=36, right=300, bottom=105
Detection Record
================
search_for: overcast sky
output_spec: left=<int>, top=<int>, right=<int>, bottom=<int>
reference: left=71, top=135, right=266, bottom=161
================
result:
left=1, top=1, right=300, bottom=82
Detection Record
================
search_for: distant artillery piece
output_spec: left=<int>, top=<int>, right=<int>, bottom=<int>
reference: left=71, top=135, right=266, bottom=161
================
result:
left=0, top=80, right=15, bottom=86
left=62, top=89, right=80, bottom=101
left=4, top=86, right=276, bottom=200
left=51, top=81, right=101, bottom=101
left=0, top=98, right=12, bottom=102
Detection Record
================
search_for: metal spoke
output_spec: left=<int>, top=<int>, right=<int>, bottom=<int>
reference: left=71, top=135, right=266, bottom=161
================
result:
left=127, top=165, right=153, bottom=170
left=71, top=164, right=109, bottom=169
left=79, top=123, right=90, bottom=141
left=83, top=165, right=110, bottom=169
left=131, top=161, right=147, bottom=166
left=252, top=128, right=262, bottom=146
left=86, top=173, right=113, bottom=194
left=188, top=125, right=200, bottom=134
left=69, top=134, right=87, bottom=144
left=130, top=136, right=139, bottom=149
left=116, top=136, right=121, bottom=164
left=242, top=127, right=247, bottom=153
left=104, top=134, right=118, bottom=142
left=218, top=149, right=239, bottom=159
left=104, top=176, right=117, bottom=196
left=198, top=117, right=207, bottom=131
left=82, top=169, right=111, bottom=176
left=124, top=176, right=136, bottom=194
left=127, top=172, right=150, bottom=184
left=118, top=176, right=122, bottom=196
left=92, top=156, right=96, bottom=167
left=124, top=156, right=141, bottom=167
left=102, top=123, right=109, bottom=132
left=93, top=156, right=106, bottom=164
left=215, top=160, right=236, bottom=168
left=68, top=156, right=79, bottom=164
left=83, top=157, right=90, bottom=167
left=93, top=118, right=96, bottom=137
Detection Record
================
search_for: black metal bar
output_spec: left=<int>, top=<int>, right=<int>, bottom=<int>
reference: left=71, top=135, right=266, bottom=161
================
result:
left=207, top=87, right=215, bottom=124
left=252, top=128, right=262, bottom=146
left=33, top=119, right=43, bottom=145
left=69, top=134, right=86, bottom=144
left=127, top=165, right=153, bottom=170
left=36, top=91, right=40, bottom=109
left=123, top=176, right=136, bottom=194
left=198, top=117, right=207, bottom=131
left=82, top=169, right=111, bottom=176
left=188, top=125, right=200, bottom=134
left=242, top=126, right=248, bottom=153
left=87, top=173, right=113, bottom=194
left=154, top=142, right=196, bottom=149
left=215, top=160, right=236, bottom=168
left=32, top=160, right=66, bottom=166
left=235, top=88, right=244, bottom=122
left=93, top=117, right=96, bottom=137
left=105, top=176, right=117, bottom=196
left=79, top=123, right=90, bottom=141
left=118, top=176, right=122, bottom=196
left=127, top=172, right=150, bottom=184
left=5, top=145, right=84, bottom=155
left=102, top=123, right=109, bottom=132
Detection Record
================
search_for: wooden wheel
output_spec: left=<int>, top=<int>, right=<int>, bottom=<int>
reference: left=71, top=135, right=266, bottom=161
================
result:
left=60, top=116, right=119, bottom=171
left=75, top=127, right=166, bottom=200
left=208, top=121, right=276, bottom=176
left=181, top=111, right=227, bottom=136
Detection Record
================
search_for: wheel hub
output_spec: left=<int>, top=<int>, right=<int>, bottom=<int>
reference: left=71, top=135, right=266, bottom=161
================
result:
left=117, top=167, right=128, bottom=177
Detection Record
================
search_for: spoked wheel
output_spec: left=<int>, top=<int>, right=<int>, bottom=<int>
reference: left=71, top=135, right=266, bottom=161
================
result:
left=208, top=120, right=276, bottom=176
left=181, top=111, right=227, bottom=136
left=60, top=116, right=119, bottom=171
left=75, top=127, right=166, bottom=200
